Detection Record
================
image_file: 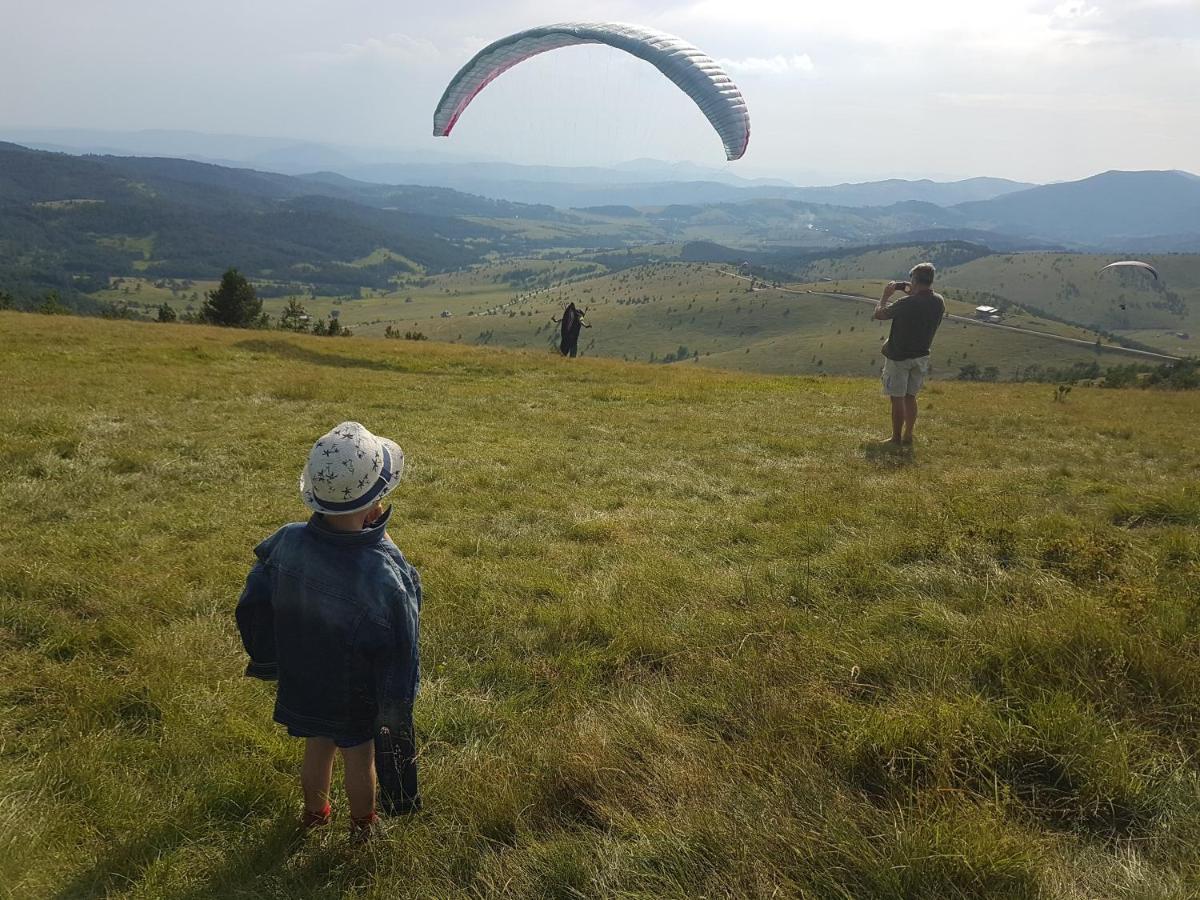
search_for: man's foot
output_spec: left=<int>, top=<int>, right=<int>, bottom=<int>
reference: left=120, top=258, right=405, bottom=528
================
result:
left=875, top=437, right=903, bottom=448
left=899, top=436, right=914, bottom=447
left=301, top=804, right=332, bottom=830
left=350, top=811, right=381, bottom=844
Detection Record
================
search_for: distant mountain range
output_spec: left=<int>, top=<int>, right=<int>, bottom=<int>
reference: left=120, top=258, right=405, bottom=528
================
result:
left=2, top=139, right=1198, bottom=310
left=954, top=170, right=1200, bottom=248
left=0, top=142, right=519, bottom=304
left=0, top=127, right=1034, bottom=207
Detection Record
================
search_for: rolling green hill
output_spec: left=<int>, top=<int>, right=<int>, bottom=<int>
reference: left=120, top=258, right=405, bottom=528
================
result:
left=2, top=312, right=1198, bottom=898
left=0, top=143, right=529, bottom=306
left=241, top=257, right=1168, bottom=380
left=939, top=253, right=1200, bottom=355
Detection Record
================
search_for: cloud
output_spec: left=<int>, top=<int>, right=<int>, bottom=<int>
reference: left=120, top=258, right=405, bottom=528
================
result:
left=303, top=33, right=443, bottom=66
left=668, top=0, right=1129, bottom=51
left=718, top=53, right=815, bottom=74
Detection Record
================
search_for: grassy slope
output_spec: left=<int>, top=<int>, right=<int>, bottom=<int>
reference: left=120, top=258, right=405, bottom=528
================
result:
left=940, top=254, right=1200, bottom=349
left=91, top=250, right=1200, bottom=376
left=403, top=263, right=1139, bottom=378
left=2, top=312, right=1199, bottom=899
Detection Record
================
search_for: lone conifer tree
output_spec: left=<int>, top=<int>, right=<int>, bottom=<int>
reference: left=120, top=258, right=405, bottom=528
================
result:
left=201, top=269, right=263, bottom=327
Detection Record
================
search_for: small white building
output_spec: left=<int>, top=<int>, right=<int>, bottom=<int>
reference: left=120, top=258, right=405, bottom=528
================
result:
left=975, top=305, right=1000, bottom=319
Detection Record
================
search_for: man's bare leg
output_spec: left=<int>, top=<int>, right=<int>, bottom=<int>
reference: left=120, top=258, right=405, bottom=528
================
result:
left=886, top=396, right=905, bottom=443
left=902, top=394, right=918, bottom=444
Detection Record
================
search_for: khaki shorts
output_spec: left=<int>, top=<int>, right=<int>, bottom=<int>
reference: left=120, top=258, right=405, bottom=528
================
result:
left=881, top=356, right=930, bottom=397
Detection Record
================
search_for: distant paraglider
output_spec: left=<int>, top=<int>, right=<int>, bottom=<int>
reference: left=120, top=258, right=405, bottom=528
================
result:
left=432, top=22, right=751, bottom=161
left=551, top=302, right=590, bottom=358
left=1101, top=260, right=1159, bottom=281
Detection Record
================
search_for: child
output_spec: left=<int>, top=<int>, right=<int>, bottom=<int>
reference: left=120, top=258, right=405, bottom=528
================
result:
left=235, top=421, right=422, bottom=840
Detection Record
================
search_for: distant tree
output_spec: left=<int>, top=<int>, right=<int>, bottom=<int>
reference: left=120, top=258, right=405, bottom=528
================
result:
left=0, top=290, right=13, bottom=310
left=958, top=363, right=981, bottom=381
left=201, top=268, right=264, bottom=327
left=982, top=366, right=1000, bottom=382
left=156, top=303, right=177, bottom=323
left=38, top=292, right=70, bottom=315
left=279, top=298, right=309, bottom=332
left=311, top=316, right=352, bottom=337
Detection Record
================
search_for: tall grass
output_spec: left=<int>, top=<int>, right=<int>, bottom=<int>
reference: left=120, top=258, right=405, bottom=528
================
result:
left=2, top=312, right=1198, bottom=898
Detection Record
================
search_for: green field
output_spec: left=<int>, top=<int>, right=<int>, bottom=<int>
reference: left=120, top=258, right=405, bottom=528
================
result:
left=939, top=254, right=1200, bottom=347
left=85, top=248, right=1198, bottom=382
left=365, top=262, right=1156, bottom=378
left=3, top=312, right=1199, bottom=898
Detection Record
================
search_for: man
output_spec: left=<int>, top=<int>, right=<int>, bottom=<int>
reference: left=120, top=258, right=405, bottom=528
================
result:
left=872, top=262, right=946, bottom=447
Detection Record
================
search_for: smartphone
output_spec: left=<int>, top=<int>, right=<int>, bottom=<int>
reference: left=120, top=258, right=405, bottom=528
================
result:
left=894, top=281, right=910, bottom=292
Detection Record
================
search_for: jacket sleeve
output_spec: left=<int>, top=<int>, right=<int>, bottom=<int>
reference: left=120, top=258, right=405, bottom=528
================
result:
left=374, top=565, right=422, bottom=814
left=235, top=541, right=278, bottom=681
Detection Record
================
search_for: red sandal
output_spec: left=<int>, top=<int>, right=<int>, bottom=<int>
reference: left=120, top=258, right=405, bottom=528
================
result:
left=301, top=804, right=332, bottom=829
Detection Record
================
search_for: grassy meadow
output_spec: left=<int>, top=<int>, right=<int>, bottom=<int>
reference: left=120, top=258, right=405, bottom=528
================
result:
left=87, top=248, right=1200, bottom=380
left=2, top=311, right=1199, bottom=898
left=402, top=262, right=1145, bottom=378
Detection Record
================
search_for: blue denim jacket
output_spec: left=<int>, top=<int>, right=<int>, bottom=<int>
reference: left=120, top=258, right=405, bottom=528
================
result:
left=235, top=507, right=421, bottom=741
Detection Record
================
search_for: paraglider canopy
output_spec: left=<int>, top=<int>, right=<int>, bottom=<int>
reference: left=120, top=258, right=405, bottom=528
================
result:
left=560, top=303, right=579, bottom=338
left=1101, top=260, right=1159, bottom=281
left=432, top=22, right=751, bottom=161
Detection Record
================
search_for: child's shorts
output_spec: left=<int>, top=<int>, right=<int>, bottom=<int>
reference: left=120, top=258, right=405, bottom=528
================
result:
left=287, top=726, right=373, bottom=749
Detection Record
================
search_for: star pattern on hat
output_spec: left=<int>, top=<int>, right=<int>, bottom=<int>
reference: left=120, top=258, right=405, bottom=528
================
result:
left=304, top=424, right=399, bottom=512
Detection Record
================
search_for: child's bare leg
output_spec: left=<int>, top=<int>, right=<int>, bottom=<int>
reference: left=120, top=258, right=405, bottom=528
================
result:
left=341, top=740, right=377, bottom=820
left=301, top=738, right=337, bottom=814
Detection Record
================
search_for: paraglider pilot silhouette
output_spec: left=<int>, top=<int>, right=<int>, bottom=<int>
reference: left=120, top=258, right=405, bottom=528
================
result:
left=551, top=302, right=591, bottom=357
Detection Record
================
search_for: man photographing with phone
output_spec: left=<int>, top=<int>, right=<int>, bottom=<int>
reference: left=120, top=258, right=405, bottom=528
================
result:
left=872, top=262, right=946, bottom=448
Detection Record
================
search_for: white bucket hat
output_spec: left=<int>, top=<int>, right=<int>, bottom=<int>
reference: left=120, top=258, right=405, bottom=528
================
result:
left=300, top=422, right=405, bottom=515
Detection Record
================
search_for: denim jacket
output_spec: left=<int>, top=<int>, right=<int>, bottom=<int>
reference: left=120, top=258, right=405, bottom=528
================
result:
left=235, top=507, right=421, bottom=743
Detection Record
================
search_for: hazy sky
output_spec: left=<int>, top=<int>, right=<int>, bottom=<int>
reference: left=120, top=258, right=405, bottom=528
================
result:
left=2, top=0, right=1197, bottom=183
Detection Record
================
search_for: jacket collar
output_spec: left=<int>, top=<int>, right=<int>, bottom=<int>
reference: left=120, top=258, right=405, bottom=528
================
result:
left=306, top=506, right=393, bottom=547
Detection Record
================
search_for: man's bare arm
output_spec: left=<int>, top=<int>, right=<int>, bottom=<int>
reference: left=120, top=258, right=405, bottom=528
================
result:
left=874, top=282, right=902, bottom=320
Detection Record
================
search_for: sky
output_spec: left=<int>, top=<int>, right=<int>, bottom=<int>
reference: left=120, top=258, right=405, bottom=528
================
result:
left=1, top=0, right=1197, bottom=183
